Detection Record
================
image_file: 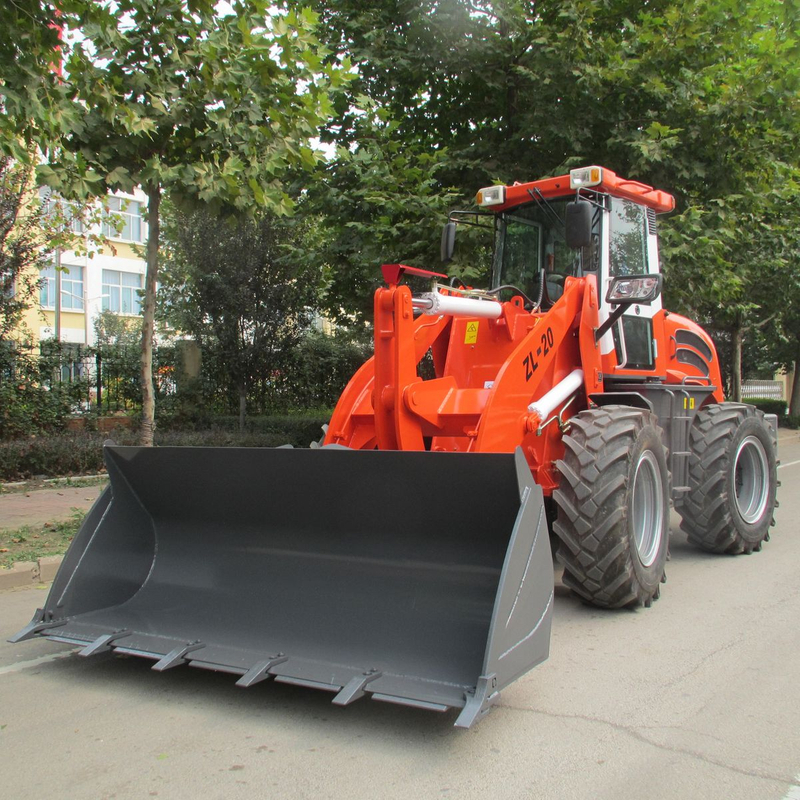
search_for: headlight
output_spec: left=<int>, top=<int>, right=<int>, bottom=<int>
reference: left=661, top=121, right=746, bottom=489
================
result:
left=569, top=166, right=603, bottom=189
left=606, top=274, right=662, bottom=304
left=476, top=185, right=505, bottom=207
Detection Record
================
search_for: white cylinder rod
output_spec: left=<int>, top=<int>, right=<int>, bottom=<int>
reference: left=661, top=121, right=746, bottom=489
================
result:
left=414, top=292, right=503, bottom=319
left=527, top=369, right=584, bottom=419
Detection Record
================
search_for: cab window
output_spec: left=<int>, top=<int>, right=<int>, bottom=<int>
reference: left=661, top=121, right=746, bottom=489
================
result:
left=493, top=199, right=600, bottom=306
left=609, top=199, right=648, bottom=276
left=609, top=198, right=655, bottom=369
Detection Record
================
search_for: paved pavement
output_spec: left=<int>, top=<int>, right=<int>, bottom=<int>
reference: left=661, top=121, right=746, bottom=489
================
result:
left=0, top=432, right=798, bottom=799
left=0, top=484, right=106, bottom=531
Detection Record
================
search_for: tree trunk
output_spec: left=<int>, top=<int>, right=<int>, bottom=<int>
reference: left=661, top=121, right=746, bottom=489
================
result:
left=238, top=382, right=246, bottom=432
left=731, top=323, right=743, bottom=403
left=139, top=184, right=161, bottom=447
left=790, top=353, right=800, bottom=418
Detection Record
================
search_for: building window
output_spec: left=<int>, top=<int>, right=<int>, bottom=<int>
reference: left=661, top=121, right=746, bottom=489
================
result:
left=40, top=264, right=84, bottom=310
left=1, top=269, right=13, bottom=299
left=102, top=196, right=143, bottom=242
left=38, top=188, right=84, bottom=234
left=102, top=269, right=143, bottom=315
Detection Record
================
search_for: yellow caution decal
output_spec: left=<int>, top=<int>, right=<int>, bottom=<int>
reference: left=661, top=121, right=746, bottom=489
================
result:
left=464, top=321, right=479, bottom=344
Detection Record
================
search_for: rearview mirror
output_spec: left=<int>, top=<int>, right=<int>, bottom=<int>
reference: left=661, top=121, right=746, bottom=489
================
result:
left=565, top=200, right=592, bottom=249
left=441, top=221, right=456, bottom=263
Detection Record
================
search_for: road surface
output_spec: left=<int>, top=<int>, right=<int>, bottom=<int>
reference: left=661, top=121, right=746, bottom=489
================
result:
left=1, top=431, right=798, bottom=799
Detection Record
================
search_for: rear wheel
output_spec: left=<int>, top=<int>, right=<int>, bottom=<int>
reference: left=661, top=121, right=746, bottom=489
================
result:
left=678, top=403, right=777, bottom=554
left=553, top=407, right=669, bottom=609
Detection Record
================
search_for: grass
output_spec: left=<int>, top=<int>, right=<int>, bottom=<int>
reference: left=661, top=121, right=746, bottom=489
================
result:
left=0, top=509, right=86, bottom=568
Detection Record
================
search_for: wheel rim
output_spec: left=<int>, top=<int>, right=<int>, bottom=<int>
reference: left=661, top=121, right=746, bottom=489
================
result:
left=734, top=435, right=769, bottom=524
left=632, top=450, right=664, bottom=567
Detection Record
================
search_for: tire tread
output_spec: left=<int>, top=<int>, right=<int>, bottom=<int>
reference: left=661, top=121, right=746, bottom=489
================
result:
left=553, top=406, right=669, bottom=609
left=678, top=403, right=776, bottom=554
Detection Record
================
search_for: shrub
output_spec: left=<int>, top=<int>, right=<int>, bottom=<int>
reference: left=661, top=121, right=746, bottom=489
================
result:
left=0, top=415, right=330, bottom=482
left=745, top=398, right=788, bottom=418
left=285, top=331, right=370, bottom=410
left=203, top=414, right=329, bottom=442
left=0, top=341, right=91, bottom=440
left=0, top=434, right=109, bottom=481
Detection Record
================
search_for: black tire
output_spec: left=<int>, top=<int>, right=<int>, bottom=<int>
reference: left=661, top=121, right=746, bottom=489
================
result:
left=678, top=403, right=777, bottom=554
left=552, top=406, right=670, bottom=609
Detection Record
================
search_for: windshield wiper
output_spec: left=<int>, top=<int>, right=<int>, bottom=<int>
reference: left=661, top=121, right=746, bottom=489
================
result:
left=527, top=188, right=566, bottom=242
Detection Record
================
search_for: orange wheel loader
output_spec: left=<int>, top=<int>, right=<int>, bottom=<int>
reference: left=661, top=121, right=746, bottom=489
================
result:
left=11, top=166, right=779, bottom=728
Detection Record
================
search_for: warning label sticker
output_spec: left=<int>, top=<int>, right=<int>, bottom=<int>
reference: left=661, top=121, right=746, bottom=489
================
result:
left=464, top=322, right=479, bottom=344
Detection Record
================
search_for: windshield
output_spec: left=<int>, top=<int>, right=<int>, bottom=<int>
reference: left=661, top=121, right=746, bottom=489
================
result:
left=492, top=198, right=601, bottom=306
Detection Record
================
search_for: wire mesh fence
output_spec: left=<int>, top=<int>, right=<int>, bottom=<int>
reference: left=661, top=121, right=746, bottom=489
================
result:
left=0, top=341, right=176, bottom=414
left=0, top=333, right=370, bottom=440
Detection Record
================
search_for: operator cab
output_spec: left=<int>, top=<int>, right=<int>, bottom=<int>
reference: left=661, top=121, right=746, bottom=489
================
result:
left=492, top=197, right=602, bottom=308
left=442, top=166, right=674, bottom=375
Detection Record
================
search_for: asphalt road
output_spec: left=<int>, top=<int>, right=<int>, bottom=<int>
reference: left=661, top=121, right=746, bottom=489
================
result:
left=1, top=431, right=799, bottom=800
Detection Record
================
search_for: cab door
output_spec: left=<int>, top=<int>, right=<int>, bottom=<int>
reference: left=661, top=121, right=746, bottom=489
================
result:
left=597, top=197, right=661, bottom=373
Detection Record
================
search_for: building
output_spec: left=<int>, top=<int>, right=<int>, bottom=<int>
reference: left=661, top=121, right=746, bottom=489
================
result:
left=20, top=188, right=148, bottom=346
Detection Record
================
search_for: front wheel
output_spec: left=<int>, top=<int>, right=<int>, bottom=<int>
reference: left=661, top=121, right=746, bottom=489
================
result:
left=552, top=406, right=670, bottom=609
left=678, top=403, right=777, bottom=554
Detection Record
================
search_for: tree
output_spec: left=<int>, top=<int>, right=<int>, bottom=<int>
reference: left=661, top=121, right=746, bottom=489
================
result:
left=295, top=120, right=463, bottom=323
left=305, top=0, right=799, bottom=397
left=308, top=0, right=796, bottom=197
left=763, top=187, right=800, bottom=416
left=94, top=308, right=142, bottom=348
left=159, top=205, right=320, bottom=427
left=660, top=185, right=792, bottom=400
left=9, top=0, right=345, bottom=444
left=0, top=0, right=66, bottom=163
left=0, top=158, right=44, bottom=341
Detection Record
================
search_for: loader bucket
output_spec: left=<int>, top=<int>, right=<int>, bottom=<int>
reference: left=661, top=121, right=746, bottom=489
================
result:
left=11, top=445, right=553, bottom=728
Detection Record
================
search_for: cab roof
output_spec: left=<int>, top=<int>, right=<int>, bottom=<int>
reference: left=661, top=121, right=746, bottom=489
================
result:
left=490, top=167, right=675, bottom=214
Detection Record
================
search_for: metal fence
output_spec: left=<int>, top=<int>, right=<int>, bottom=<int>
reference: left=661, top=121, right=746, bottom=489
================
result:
left=0, top=342, right=177, bottom=417
left=1, top=332, right=368, bottom=432
left=741, top=380, right=784, bottom=400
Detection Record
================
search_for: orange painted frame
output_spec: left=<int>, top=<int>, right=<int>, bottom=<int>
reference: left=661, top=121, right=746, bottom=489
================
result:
left=494, top=167, right=675, bottom=214
left=325, top=276, right=610, bottom=494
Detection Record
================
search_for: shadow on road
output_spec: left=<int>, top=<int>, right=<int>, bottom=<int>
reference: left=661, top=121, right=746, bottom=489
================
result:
left=17, top=646, right=468, bottom=743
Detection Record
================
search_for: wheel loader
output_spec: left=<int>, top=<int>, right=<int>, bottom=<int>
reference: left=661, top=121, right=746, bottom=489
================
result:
left=11, top=166, right=779, bottom=728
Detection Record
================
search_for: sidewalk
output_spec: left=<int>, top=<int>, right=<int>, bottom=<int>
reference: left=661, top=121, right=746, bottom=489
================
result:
left=0, top=483, right=107, bottom=590
left=0, top=485, right=106, bottom=532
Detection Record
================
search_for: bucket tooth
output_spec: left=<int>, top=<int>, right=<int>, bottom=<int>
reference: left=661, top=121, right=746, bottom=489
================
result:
left=235, top=655, right=289, bottom=688
left=152, top=642, right=206, bottom=672
left=8, top=613, right=66, bottom=643
left=79, top=630, right=132, bottom=657
left=454, top=674, right=499, bottom=728
left=332, top=669, right=383, bottom=706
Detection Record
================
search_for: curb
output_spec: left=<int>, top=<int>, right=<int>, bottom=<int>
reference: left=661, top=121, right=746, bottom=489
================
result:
left=1, top=473, right=108, bottom=491
left=0, top=555, right=63, bottom=590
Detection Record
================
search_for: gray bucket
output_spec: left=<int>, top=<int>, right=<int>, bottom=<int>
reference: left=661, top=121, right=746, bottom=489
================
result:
left=11, top=445, right=553, bottom=727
